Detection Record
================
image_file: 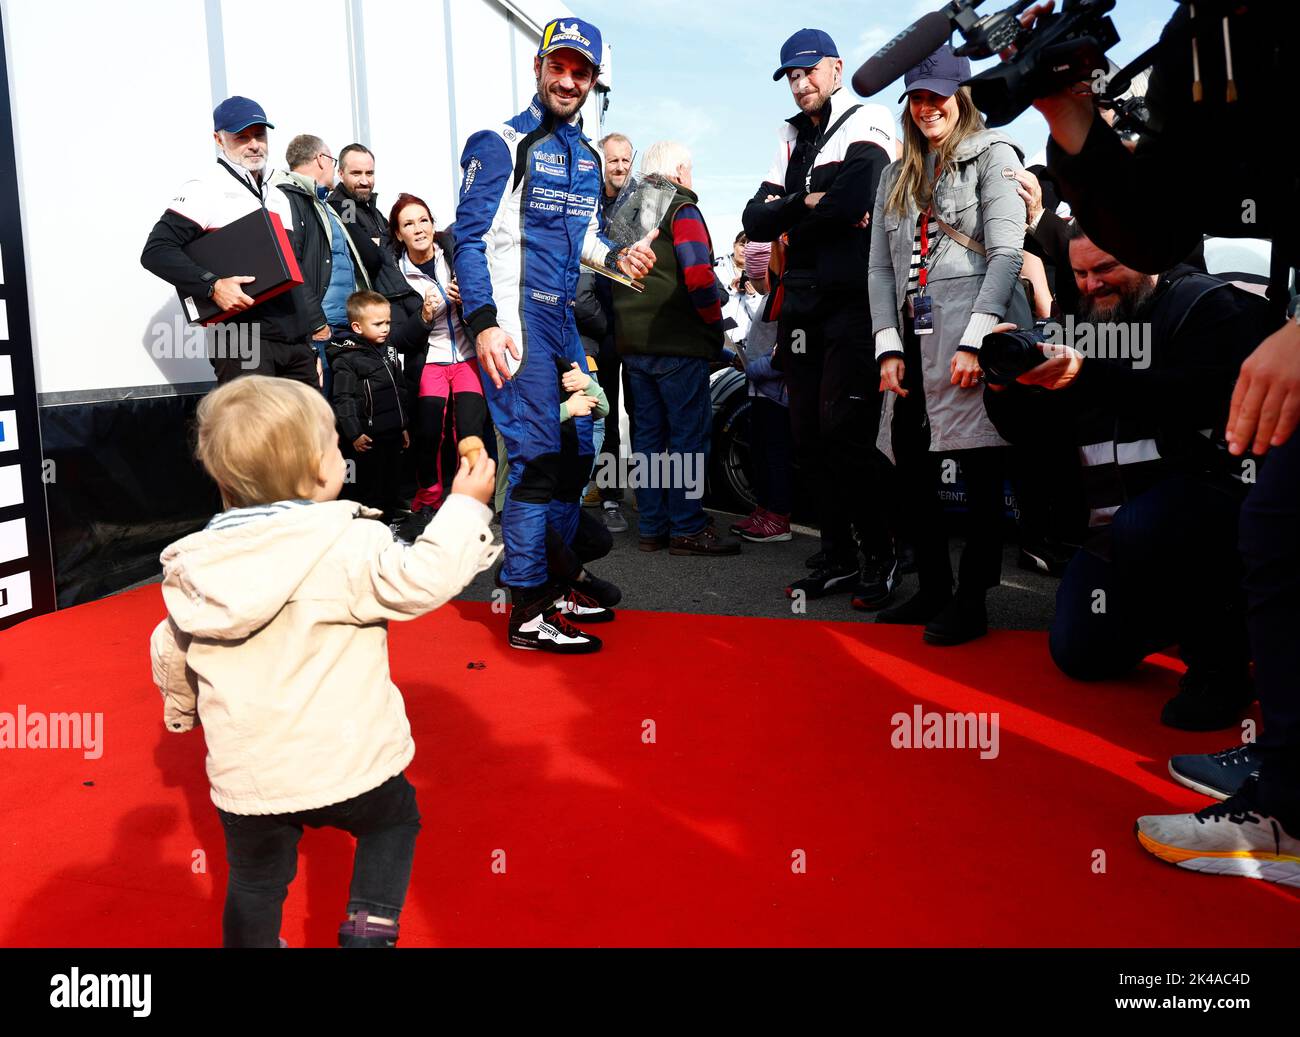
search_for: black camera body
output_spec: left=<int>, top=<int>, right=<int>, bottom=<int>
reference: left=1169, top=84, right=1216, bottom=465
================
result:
left=956, top=0, right=1121, bottom=127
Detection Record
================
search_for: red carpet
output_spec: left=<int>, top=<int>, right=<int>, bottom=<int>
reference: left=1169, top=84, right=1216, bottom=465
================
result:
left=1, top=587, right=1296, bottom=947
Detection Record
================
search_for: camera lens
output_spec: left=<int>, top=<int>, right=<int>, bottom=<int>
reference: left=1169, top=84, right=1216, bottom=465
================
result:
left=980, top=329, right=1049, bottom=386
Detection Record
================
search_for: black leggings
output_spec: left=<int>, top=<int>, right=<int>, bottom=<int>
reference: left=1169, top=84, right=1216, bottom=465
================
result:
left=414, top=391, right=488, bottom=507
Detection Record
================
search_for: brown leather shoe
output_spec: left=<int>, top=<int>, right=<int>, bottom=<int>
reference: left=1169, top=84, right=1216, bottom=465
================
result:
left=669, top=525, right=741, bottom=556
left=639, top=534, right=670, bottom=552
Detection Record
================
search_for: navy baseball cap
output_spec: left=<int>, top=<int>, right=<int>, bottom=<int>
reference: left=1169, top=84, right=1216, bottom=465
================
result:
left=773, top=28, right=840, bottom=82
left=538, top=17, right=603, bottom=69
left=900, top=44, right=972, bottom=101
left=213, top=96, right=274, bottom=134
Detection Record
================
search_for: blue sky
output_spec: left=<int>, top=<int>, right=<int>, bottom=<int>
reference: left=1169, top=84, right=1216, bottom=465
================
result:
left=582, top=0, right=1176, bottom=250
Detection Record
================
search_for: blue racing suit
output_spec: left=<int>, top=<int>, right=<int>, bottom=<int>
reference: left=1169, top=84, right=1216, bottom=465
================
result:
left=454, top=95, right=620, bottom=592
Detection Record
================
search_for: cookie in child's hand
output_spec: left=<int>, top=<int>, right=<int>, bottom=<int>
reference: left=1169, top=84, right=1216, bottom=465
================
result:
left=457, top=435, right=486, bottom=468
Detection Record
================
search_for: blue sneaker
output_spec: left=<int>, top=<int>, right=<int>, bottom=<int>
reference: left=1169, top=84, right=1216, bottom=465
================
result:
left=1168, top=743, right=1261, bottom=801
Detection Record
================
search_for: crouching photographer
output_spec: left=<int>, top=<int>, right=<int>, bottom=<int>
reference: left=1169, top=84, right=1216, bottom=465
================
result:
left=984, top=226, right=1274, bottom=732
left=1019, top=0, right=1300, bottom=888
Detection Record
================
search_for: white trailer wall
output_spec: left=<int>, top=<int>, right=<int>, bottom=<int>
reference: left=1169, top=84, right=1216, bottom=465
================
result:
left=1, top=0, right=601, bottom=400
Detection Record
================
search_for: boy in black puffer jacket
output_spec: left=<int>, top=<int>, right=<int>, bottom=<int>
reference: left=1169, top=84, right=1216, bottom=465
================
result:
left=329, top=291, right=411, bottom=523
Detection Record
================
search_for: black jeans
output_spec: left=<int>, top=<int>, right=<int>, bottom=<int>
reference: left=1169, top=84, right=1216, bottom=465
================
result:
left=750, top=396, right=794, bottom=515
left=780, top=291, right=891, bottom=565
left=1240, top=434, right=1300, bottom=827
left=217, top=772, right=421, bottom=948
left=1049, top=475, right=1249, bottom=681
left=211, top=334, right=319, bottom=387
left=343, top=432, right=405, bottom=521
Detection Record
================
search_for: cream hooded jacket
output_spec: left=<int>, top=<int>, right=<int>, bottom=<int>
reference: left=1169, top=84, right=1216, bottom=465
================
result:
left=150, top=494, right=500, bottom=815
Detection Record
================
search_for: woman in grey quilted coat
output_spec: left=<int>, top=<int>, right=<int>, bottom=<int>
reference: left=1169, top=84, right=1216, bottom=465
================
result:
left=867, top=45, right=1032, bottom=645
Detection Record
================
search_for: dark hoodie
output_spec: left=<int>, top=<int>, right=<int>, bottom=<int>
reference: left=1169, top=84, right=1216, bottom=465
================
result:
left=327, top=333, right=409, bottom=442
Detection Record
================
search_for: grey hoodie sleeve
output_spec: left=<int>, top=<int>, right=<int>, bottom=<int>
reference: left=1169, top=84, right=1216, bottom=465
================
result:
left=868, top=166, right=901, bottom=335
left=971, top=141, right=1027, bottom=320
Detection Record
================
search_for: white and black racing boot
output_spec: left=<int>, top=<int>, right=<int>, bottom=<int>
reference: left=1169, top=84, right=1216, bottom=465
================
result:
left=509, top=584, right=603, bottom=654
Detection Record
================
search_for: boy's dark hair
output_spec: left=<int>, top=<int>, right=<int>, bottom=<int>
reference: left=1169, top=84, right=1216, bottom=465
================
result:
left=347, top=290, right=390, bottom=328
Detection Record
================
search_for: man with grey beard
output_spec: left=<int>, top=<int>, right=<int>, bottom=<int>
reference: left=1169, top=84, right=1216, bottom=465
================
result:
left=984, top=225, right=1276, bottom=733
left=141, top=96, right=320, bottom=386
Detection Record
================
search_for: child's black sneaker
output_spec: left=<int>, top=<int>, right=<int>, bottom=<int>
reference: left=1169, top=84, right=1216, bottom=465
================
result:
left=786, top=562, right=858, bottom=600
left=573, top=569, right=622, bottom=608
left=851, top=555, right=898, bottom=611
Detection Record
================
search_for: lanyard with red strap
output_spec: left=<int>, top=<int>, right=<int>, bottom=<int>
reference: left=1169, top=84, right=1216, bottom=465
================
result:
left=916, top=164, right=945, bottom=296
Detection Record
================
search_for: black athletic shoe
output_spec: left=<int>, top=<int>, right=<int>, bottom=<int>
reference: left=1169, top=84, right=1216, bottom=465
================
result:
left=923, top=595, right=989, bottom=646
left=573, top=569, right=622, bottom=608
left=786, top=562, right=858, bottom=600
left=1160, top=669, right=1256, bottom=732
left=1169, top=744, right=1262, bottom=801
left=805, top=549, right=831, bottom=570
left=851, top=555, right=899, bottom=612
left=510, top=605, right=603, bottom=654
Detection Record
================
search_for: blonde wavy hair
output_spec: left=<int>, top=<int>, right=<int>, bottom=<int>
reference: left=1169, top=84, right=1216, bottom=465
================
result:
left=885, top=87, right=987, bottom=219
left=196, top=376, right=336, bottom=509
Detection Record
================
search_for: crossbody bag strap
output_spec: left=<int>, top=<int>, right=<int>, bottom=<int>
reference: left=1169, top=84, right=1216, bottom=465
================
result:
left=933, top=216, right=987, bottom=258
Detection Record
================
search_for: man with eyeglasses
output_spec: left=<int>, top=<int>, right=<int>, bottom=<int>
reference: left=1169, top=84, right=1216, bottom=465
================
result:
left=742, top=28, right=900, bottom=613
left=274, top=134, right=382, bottom=395
left=140, top=96, right=320, bottom=386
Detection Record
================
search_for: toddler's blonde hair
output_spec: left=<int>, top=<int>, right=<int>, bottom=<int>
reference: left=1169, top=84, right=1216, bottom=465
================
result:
left=196, top=376, right=336, bottom=508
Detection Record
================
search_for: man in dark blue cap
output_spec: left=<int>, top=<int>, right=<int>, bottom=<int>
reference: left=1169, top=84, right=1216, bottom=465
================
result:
left=743, top=29, right=901, bottom=612
left=141, top=96, right=319, bottom=386
left=454, top=17, right=657, bottom=654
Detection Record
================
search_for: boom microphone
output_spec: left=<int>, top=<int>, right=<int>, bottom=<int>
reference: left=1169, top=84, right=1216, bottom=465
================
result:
left=851, top=11, right=954, bottom=97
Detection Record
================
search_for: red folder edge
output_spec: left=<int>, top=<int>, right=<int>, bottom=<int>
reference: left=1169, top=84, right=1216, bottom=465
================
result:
left=201, top=211, right=305, bottom=327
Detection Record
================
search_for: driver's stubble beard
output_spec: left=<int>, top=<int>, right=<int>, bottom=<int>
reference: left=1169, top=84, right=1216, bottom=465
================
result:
left=537, top=77, right=589, bottom=119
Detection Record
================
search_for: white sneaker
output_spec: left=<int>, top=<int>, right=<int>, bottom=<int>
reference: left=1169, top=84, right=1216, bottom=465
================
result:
left=1135, top=779, right=1300, bottom=887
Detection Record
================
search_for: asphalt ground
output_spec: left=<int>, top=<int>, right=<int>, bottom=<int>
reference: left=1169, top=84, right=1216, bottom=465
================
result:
left=459, top=501, right=1060, bottom=631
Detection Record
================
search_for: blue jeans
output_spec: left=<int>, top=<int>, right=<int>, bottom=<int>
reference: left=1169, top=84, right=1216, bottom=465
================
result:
left=622, top=353, right=711, bottom=538
left=216, top=772, right=421, bottom=948
left=589, top=417, right=605, bottom=482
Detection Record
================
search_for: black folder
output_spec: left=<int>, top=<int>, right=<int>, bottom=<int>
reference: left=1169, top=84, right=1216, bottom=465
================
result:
left=179, top=208, right=303, bottom=326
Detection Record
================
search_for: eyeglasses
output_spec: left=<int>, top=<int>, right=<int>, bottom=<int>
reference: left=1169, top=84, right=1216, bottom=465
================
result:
left=318, top=153, right=338, bottom=168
